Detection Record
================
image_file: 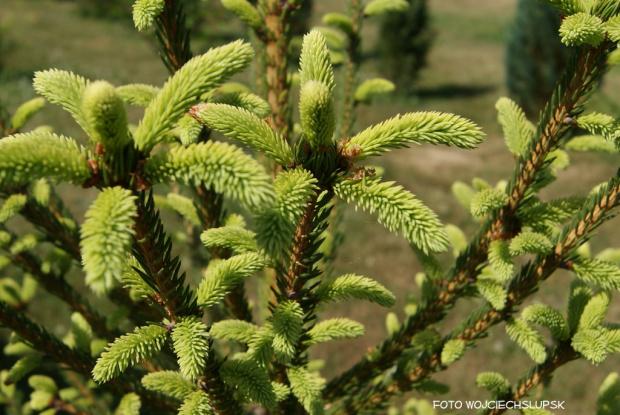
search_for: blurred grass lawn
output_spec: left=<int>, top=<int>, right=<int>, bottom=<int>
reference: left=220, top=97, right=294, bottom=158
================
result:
left=1, top=0, right=620, bottom=413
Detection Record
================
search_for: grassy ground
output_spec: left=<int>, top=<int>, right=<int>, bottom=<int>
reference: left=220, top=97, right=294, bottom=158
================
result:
left=1, top=0, right=620, bottom=413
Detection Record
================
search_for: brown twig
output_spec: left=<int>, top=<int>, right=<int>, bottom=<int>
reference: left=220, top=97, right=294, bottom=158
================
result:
left=485, top=344, right=578, bottom=415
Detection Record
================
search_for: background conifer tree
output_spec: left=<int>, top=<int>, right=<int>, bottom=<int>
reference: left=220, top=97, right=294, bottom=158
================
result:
left=506, top=0, right=570, bottom=116
left=376, top=0, right=433, bottom=94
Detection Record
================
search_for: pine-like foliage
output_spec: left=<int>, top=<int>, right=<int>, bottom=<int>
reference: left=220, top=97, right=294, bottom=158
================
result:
left=559, top=13, right=605, bottom=46
left=212, top=90, right=271, bottom=119
left=247, top=325, right=276, bottom=365
left=201, top=226, right=258, bottom=254
left=572, top=258, right=620, bottom=290
left=323, top=13, right=354, bottom=35
left=114, top=393, right=141, bottom=415
left=6, top=355, right=43, bottom=384
left=4, top=1, right=620, bottom=413
left=82, top=80, right=130, bottom=151
left=488, top=240, right=515, bottom=282
left=220, top=358, right=276, bottom=408
left=343, top=112, right=484, bottom=159
left=271, top=300, right=304, bottom=362
left=576, top=112, right=615, bottom=136
left=171, top=316, right=210, bottom=380
left=71, top=312, right=93, bottom=352
left=364, top=0, right=408, bottom=16
left=255, top=169, right=318, bottom=256
left=0, top=194, right=27, bottom=224
left=305, top=318, right=365, bottom=345
left=578, top=291, right=611, bottom=331
left=509, top=231, right=553, bottom=256
left=567, top=281, right=594, bottom=334
left=299, top=30, right=335, bottom=92
left=10, top=97, right=46, bottom=132
left=298, top=31, right=336, bottom=149
left=197, top=253, right=265, bottom=308
left=210, top=319, right=258, bottom=343
left=567, top=135, right=619, bottom=153
left=28, top=375, right=57, bottom=411
left=299, top=81, right=335, bottom=149
left=496, top=97, right=535, bottom=156
left=521, top=304, right=569, bottom=340
left=476, top=372, right=511, bottom=396
left=518, top=196, right=585, bottom=233
left=161, top=193, right=201, bottom=226
left=441, top=339, right=466, bottom=365
left=133, top=40, right=254, bottom=152
left=354, top=79, right=395, bottom=104
left=288, top=366, right=326, bottom=415
left=33, top=70, right=92, bottom=135
left=133, top=0, right=165, bottom=31
left=189, top=103, right=293, bottom=166
left=451, top=181, right=476, bottom=210
left=80, top=187, right=137, bottom=294
left=93, top=325, right=168, bottom=382
left=178, top=391, right=213, bottom=415
left=505, top=318, right=547, bottom=364
left=142, top=140, right=273, bottom=210
left=141, top=371, right=195, bottom=400
left=572, top=329, right=610, bottom=364
left=0, top=132, right=90, bottom=188
left=315, top=273, right=395, bottom=307
left=597, top=372, right=620, bottom=415
left=221, top=0, right=262, bottom=29
left=470, top=188, right=509, bottom=218
left=334, top=178, right=449, bottom=253
left=121, top=256, right=156, bottom=299
left=116, top=83, right=160, bottom=106
left=476, top=278, right=507, bottom=310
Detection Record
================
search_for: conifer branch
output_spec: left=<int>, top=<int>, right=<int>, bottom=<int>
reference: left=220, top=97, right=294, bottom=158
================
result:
left=141, top=141, right=274, bottom=211
left=151, top=0, right=255, bottom=325
left=2, top=189, right=158, bottom=325
left=4, top=188, right=82, bottom=260
left=9, top=247, right=116, bottom=339
left=194, top=184, right=254, bottom=323
left=0, top=300, right=175, bottom=412
left=0, top=298, right=91, bottom=374
left=334, top=170, right=620, bottom=413
left=0, top=191, right=118, bottom=339
left=133, top=41, right=253, bottom=152
left=132, top=191, right=198, bottom=322
left=484, top=343, right=578, bottom=415
left=0, top=132, right=91, bottom=188
left=189, top=103, right=294, bottom=167
left=269, top=191, right=334, bottom=413
left=155, top=0, right=192, bottom=73
left=198, top=356, right=245, bottom=415
left=255, top=0, right=297, bottom=141
left=325, top=40, right=615, bottom=403
left=286, top=193, right=318, bottom=296
left=80, top=187, right=137, bottom=295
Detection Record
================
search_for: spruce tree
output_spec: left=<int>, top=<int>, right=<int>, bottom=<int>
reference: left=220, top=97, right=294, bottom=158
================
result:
left=1, top=1, right=620, bottom=414
left=506, top=0, right=570, bottom=116
left=377, top=0, right=433, bottom=94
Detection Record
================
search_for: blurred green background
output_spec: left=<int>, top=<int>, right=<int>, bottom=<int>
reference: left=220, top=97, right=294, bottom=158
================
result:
left=1, top=0, right=619, bottom=413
